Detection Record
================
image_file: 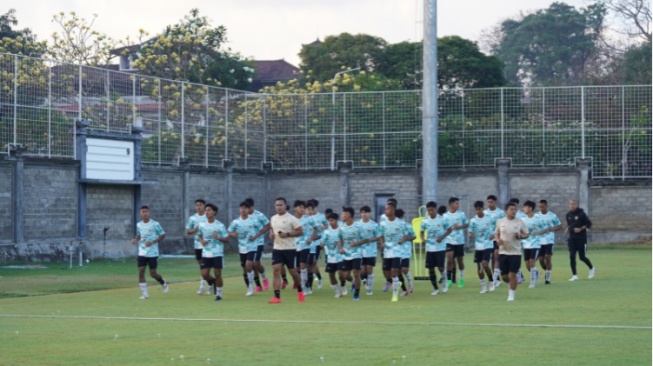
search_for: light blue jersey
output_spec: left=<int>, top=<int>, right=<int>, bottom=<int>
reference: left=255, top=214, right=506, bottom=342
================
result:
left=399, top=220, right=416, bottom=259
left=186, top=213, right=207, bottom=250
left=296, top=215, right=317, bottom=251
left=136, top=220, right=165, bottom=257
left=339, top=221, right=363, bottom=260
left=198, top=220, right=227, bottom=258
left=380, top=218, right=411, bottom=259
left=521, top=215, right=546, bottom=249
left=310, top=213, right=328, bottom=254
left=421, top=215, right=450, bottom=252
left=322, top=226, right=342, bottom=264
left=358, top=220, right=380, bottom=258
left=469, top=215, right=495, bottom=250
left=249, top=210, right=270, bottom=247
left=516, top=210, right=527, bottom=220
left=228, top=216, right=262, bottom=254
left=443, top=210, right=468, bottom=245
left=484, top=208, right=506, bottom=229
left=536, top=211, right=561, bottom=245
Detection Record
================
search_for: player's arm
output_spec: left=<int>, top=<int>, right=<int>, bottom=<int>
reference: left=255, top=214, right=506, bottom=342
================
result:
left=337, top=238, right=345, bottom=254
left=185, top=220, right=199, bottom=235
left=146, top=233, right=166, bottom=247
left=212, top=229, right=231, bottom=244
left=306, top=227, right=318, bottom=244
left=252, top=223, right=271, bottom=241
left=131, top=234, right=141, bottom=245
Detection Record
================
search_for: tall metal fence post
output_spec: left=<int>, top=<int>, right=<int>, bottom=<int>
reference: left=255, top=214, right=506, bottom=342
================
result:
left=13, top=54, right=18, bottom=145
left=382, top=91, right=387, bottom=169
left=48, top=62, right=52, bottom=158
left=106, top=71, right=110, bottom=131
left=244, top=93, right=249, bottom=170
left=621, top=86, right=626, bottom=180
left=262, top=95, right=267, bottom=164
left=343, top=93, right=347, bottom=162
left=304, top=94, right=309, bottom=170
left=500, top=87, right=505, bottom=158
left=205, top=88, right=210, bottom=168
left=157, top=82, right=162, bottom=166
left=541, top=87, right=546, bottom=166
left=224, top=90, right=229, bottom=161
left=581, top=86, right=586, bottom=159
left=181, top=82, right=185, bottom=161
left=132, top=75, right=136, bottom=129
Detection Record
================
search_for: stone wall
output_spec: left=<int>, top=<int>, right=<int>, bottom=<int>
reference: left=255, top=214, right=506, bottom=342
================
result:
left=0, top=164, right=12, bottom=244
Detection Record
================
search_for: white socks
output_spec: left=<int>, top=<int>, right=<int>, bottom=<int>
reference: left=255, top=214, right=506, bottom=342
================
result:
left=367, top=274, right=375, bottom=290
left=392, top=276, right=399, bottom=297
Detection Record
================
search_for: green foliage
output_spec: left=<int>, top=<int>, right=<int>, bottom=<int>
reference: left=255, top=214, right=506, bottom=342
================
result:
left=621, top=41, right=652, bottom=84
left=133, top=9, right=253, bottom=89
left=496, top=2, right=607, bottom=86
left=0, top=9, right=46, bottom=57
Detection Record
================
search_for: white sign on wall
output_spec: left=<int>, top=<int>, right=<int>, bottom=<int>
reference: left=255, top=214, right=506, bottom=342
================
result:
left=85, top=138, right=135, bottom=181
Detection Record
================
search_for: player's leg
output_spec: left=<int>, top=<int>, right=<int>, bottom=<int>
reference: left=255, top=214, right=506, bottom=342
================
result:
left=213, top=258, right=224, bottom=301
left=285, top=250, right=305, bottom=302
left=577, top=241, right=595, bottom=278
left=245, top=252, right=256, bottom=296
left=492, top=241, right=501, bottom=287
left=269, top=250, right=283, bottom=303
left=195, top=249, right=207, bottom=294
left=382, top=259, right=392, bottom=293
left=455, top=246, right=465, bottom=288
left=445, top=245, right=455, bottom=287
left=482, top=249, right=494, bottom=291
left=137, top=256, right=149, bottom=299
left=568, top=239, right=579, bottom=280
left=148, top=258, right=167, bottom=292
left=507, top=255, right=520, bottom=301
left=352, top=259, right=361, bottom=300
left=390, top=258, right=401, bottom=301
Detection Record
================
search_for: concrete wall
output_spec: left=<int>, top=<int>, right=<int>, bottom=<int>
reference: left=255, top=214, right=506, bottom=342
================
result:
left=0, top=156, right=650, bottom=262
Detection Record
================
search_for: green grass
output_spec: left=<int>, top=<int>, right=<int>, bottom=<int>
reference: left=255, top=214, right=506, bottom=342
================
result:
left=0, top=246, right=650, bottom=365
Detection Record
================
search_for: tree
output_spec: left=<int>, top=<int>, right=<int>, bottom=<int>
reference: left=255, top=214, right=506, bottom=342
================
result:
left=597, top=0, right=651, bottom=42
left=298, top=33, right=387, bottom=82
left=0, top=9, right=46, bottom=56
left=132, top=9, right=253, bottom=89
left=48, top=12, right=129, bottom=66
left=494, top=2, right=607, bottom=86
left=376, top=41, right=422, bottom=89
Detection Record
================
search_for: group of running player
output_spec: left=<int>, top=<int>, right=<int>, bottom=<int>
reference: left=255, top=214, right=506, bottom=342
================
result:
left=132, top=194, right=595, bottom=303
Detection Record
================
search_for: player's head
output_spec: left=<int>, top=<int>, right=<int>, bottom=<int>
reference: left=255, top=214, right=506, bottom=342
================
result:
left=437, top=205, right=447, bottom=216
left=474, top=200, right=484, bottom=216
left=294, top=200, right=306, bottom=215
left=396, top=208, right=405, bottom=219
left=486, top=195, right=497, bottom=209
left=384, top=203, right=396, bottom=218
left=327, top=212, right=339, bottom=227
left=139, top=205, right=151, bottom=221
left=305, top=202, right=315, bottom=215
left=274, top=197, right=288, bottom=214
left=509, top=197, right=520, bottom=205
left=341, top=206, right=355, bottom=221
left=324, top=208, right=333, bottom=216
left=448, top=197, right=459, bottom=211
left=307, top=199, right=319, bottom=208
left=194, top=199, right=206, bottom=213
left=239, top=201, right=251, bottom=216
left=360, top=205, right=371, bottom=220
left=569, top=199, right=579, bottom=212
left=387, top=198, right=398, bottom=205
left=538, top=199, right=548, bottom=213
left=523, top=200, right=536, bottom=214
left=504, top=202, right=517, bottom=218
left=205, top=203, right=218, bottom=217
left=426, top=201, right=437, bottom=217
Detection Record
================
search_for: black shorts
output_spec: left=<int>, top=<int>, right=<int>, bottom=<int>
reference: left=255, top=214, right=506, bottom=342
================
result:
left=272, top=249, right=296, bottom=269
left=325, top=262, right=339, bottom=273
left=400, top=258, right=410, bottom=268
left=239, top=252, right=258, bottom=267
left=194, top=249, right=203, bottom=261
left=499, top=254, right=521, bottom=275
left=339, top=258, right=362, bottom=272
left=315, top=245, right=322, bottom=260
left=523, top=249, right=540, bottom=261
left=137, top=256, right=158, bottom=269
left=446, top=244, right=465, bottom=257
left=297, top=248, right=310, bottom=265
left=307, top=253, right=316, bottom=266
left=255, top=244, right=264, bottom=262
left=474, top=248, right=493, bottom=263
left=362, top=257, right=377, bottom=267
left=539, top=244, right=554, bottom=256
left=382, top=257, right=402, bottom=271
left=493, top=241, right=499, bottom=250
left=201, top=256, right=223, bottom=269
left=425, top=251, right=446, bottom=269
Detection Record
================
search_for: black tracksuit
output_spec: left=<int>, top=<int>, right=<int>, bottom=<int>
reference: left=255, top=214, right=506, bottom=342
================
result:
left=565, top=208, right=593, bottom=275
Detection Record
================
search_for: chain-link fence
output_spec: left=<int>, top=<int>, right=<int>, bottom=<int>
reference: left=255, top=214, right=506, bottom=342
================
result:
left=1, top=53, right=650, bottom=178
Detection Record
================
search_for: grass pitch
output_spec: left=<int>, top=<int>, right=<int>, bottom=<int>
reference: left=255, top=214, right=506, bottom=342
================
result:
left=0, top=245, right=650, bottom=365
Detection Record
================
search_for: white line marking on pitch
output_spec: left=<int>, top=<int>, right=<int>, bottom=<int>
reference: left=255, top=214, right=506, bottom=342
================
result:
left=0, top=314, right=649, bottom=330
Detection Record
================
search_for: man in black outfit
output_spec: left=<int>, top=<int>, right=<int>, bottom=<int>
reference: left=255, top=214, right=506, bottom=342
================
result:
left=565, top=199, right=595, bottom=281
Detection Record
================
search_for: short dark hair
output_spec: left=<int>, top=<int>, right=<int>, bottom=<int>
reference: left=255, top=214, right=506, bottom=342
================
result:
left=437, top=205, right=447, bottom=215
left=486, top=195, right=497, bottom=201
left=306, top=202, right=315, bottom=209
left=426, top=201, right=437, bottom=209
left=396, top=208, right=405, bottom=218
left=504, top=202, right=516, bottom=210
left=239, top=201, right=251, bottom=209
left=244, top=197, right=255, bottom=206
left=195, top=199, right=206, bottom=205
left=539, top=199, right=548, bottom=205
left=524, top=200, right=536, bottom=210
left=205, top=203, right=218, bottom=212
left=387, top=198, right=398, bottom=205
left=342, top=206, right=355, bottom=217
left=307, top=199, right=319, bottom=207
left=324, top=208, right=333, bottom=215
left=360, top=205, right=371, bottom=213
left=509, top=197, right=520, bottom=204
left=327, top=212, right=339, bottom=221
left=140, top=205, right=150, bottom=211
left=448, top=197, right=459, bottom=204
left=386, top=203, right=396, bottom=210
left=474, top=200, right=484, bottom=209
left=275, top=197, right=287, bottom=204
left=293, top=200, right=306, bottom=208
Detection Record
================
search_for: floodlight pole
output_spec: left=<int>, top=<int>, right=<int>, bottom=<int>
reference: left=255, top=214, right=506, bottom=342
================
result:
left=331, top=67, right=360, bottom=170
left=422, top=0, right=438, bottom=202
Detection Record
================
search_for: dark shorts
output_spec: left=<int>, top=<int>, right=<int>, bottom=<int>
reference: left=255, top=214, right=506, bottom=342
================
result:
left=362, top=257, right=377, bottom=267
left=297, top=248, right=310, bottom=265
left=474, top=248, right=493, bottom=263
left=382, top=257, right=402, bottom=271
left=339, top=258, right=362, bottom=272
left=539, top=244, right=554, bottom=256
left=523, top=249, right=540, bottom=261
left=137, top=256, right=158, bottom=269
left=255, top=244, right=264, bottom=262
left=201, top=256, right=223, bottom=270
left=272, top=249, right=296, bottom=269
left=307, top=253, right=316, bottom=266
left=493, top=241, right=499, bottom=250
left=400, top=258, right=410, bottom=268
left=194, top=249, right=203, bottom=261
left=315, top=245, right=322, bottom=260
left=425, top=251, right=446, bottom=269
left=239, top=252, right=258, bottom=267
left=446, top=244, right=465, bottom=257
left=499, top=254, right=521, bottom=275
left=325, top=262, right=339, bottom=273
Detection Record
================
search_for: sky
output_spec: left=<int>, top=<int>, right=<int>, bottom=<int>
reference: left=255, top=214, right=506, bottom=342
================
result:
left=6, top=0, right=591, bottom=66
